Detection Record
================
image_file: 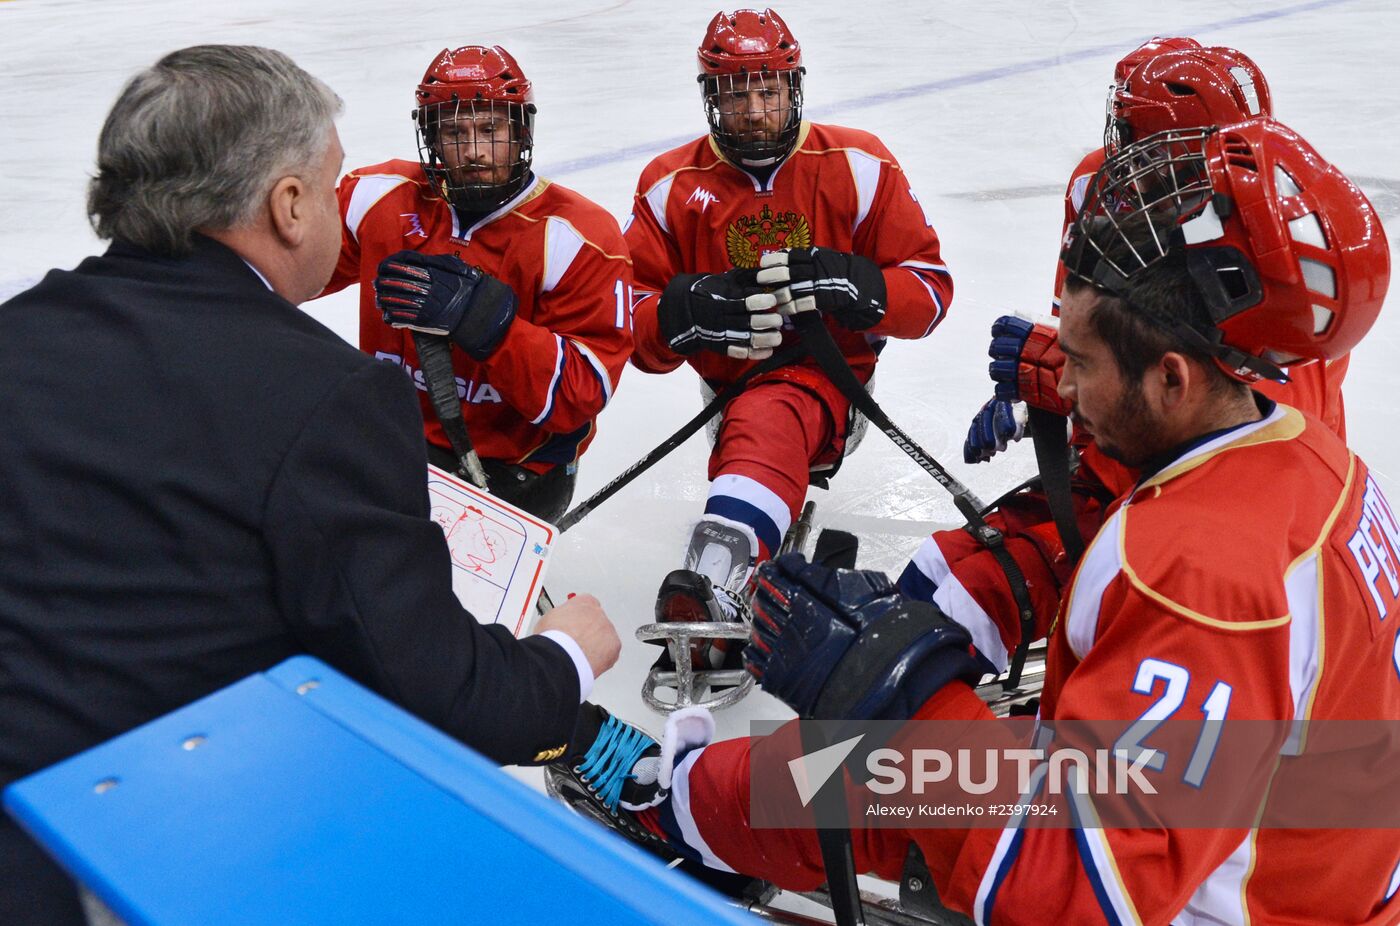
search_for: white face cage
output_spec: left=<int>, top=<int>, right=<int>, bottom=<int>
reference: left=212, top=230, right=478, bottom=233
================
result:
left=415, top=98, right=535, bottom=213
left=1103, top=82, right=1128, bottom=153
left=701, top=68, right=804, bottom=166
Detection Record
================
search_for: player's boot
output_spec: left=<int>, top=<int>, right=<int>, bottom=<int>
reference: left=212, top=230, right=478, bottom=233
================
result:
left=654, top=568, right=750, bottom=630
left=641, top=518, right=758, bottom=712
left=544, top=703, right=711, bottom=854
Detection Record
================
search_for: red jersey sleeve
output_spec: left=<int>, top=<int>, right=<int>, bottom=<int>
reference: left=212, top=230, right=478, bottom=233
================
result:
left=1053, top=150, right=1105, bottom=313
left=624, top=166, right=688, bottom=375
left=324, top=171, right=364, bottom=299
left=848, top=142, right=954, bottom=340
left=478, top=216, right=634, bottom=434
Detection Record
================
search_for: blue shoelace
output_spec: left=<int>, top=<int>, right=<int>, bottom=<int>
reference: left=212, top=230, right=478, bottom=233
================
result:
left=574, top=715, right=656, bottom=815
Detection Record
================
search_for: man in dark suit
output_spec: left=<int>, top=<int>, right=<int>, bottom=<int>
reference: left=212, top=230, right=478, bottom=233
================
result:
left=0, top=45, right=621, bottom=924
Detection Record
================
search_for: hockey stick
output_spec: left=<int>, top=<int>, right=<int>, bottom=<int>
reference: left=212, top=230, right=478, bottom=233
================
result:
left=415, top=333, right=558, bottom=612
left=413, top=333, right=489, bottom=488
left=554, top=345, right=804, bottom=533
left=789, top=313, right=1039, bottom=691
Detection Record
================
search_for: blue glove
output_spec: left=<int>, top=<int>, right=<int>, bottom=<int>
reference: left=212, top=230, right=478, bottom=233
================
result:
left=374, top=250, right=517, bottom=361
left=743, top=553, right=984, bottom=721
left=963, top=397, right=1026, bottom=464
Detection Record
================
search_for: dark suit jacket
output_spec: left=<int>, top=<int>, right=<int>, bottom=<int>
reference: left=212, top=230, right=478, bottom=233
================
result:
left=0, top=237, right=581, bottom=923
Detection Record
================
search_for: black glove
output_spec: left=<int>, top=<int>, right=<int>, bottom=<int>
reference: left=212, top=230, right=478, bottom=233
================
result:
left=743, top=553, right=984, bottom=721
left=374, top=250, right=518, bottom=361
left=657, top=269, right=783, bottom=359
left=756, top=247, right=887, bottom=331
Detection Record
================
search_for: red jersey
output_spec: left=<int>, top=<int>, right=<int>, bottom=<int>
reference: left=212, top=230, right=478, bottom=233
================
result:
left=322, top=161, right=633, bottom=471
left=625, top=122, right=952, bottom=414
left=931, top=404, right=1400, bottom=924
left=681, top=405, right=1400, bottom=924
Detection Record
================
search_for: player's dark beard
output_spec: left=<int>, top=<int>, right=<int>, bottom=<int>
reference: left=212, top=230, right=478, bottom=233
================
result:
left=1089, top=378, right=1166, bottom=468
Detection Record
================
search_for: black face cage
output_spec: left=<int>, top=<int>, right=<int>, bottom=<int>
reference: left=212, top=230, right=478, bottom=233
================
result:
left=1063, top=127, right=1283, bottom=382
left=415, top=98, right=535, bottom=214
left=700, top=68, right=804, bottom=166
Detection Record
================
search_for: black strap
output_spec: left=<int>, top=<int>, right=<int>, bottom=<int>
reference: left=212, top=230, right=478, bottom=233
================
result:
left=1027, top=407, right=1085, bottom=562
left=413, top=332, right=489, bottom=489
left=790, top=314, right=1039, bottom=690
left=555, top=345, right=804, bottom=533
left=801, top=721, right=866, bottom=926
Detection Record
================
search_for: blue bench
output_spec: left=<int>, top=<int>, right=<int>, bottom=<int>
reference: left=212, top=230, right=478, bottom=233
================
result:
left=4, top=656, right=755, bottom=925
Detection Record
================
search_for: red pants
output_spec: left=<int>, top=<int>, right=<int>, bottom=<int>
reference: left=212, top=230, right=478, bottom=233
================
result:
left=702, top=380, right=848, bottom=560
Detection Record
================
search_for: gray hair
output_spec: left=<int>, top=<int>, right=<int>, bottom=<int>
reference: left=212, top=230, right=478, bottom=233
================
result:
left=87, top=45, right=343, bottom=255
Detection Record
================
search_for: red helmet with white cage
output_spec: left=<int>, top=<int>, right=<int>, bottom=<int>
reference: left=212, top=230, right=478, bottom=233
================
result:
left=1063, top=118, right=1389, bottom=383
left=697, top=9, right=805, bottom=166
left=414, top=46, right=537, bottom=213
left=1106, top=46, right=1273, bottom=152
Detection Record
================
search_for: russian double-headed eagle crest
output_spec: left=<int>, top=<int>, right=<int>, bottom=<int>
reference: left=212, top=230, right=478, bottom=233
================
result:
left=725, top=205, right=812, bottom=268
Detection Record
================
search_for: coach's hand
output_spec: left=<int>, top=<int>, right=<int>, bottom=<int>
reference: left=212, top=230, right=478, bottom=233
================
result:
left=374, top=250, right=518, bottom=361
left=534, top=593, right=621, bottom=681
left=757, top=247, right=887, bottom=331
left=744, top=553, right=984, bottom=721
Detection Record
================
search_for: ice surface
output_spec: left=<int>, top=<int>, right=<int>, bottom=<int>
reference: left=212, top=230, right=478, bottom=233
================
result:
left=3, top=0, right=1396, bottom=769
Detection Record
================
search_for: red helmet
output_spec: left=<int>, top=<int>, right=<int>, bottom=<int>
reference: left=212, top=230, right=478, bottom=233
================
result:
left=1064, top=118, right=1389, bottom=382
left=1107, top=46, right=1272, bottom=151
left=1112, top=36, right=1203, bottom=85
left=413, top=46, right=537, bottom=213
left=697, top=8, right=802, bottom=76
left=697, top=10, right=805, bottom=166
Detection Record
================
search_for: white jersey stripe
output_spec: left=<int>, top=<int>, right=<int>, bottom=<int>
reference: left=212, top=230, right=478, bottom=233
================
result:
left=897, top=259, right=951, bottom=276
left=345, top=174, right=412, bottom=243
left=845, top=148, right=882, bottom=235
left=569, top=339, right=613, bottom=405
left=529, top=335, right=566, bottom=426
left=902, top=267, right=945, bottom=336
left=1283, top=551, right=1322, bottom=755
left=708, top=473, right=793, bottom=539
left=1174, top=833, right=1252, bottom=926
left=1065, top=508, right=1126, bottom=661
left=644, top=174, right=677, bottom=236
left=542, top=216, right=586, bottom=293
left=909, top=538, right=1010, bottom=672
left=973, top=763, right=1048, bottom=924
left=1067, top=774, right=1143, bottom=925
left=668, top=746, right=736, bottom=872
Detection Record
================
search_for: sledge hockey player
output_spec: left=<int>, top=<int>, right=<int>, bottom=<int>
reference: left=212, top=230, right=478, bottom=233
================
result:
left=906, top=40, right=1359, bottom=679
left=625, top=8, right=953, bottom=707
left=559, top=116, right=1397, bottom=924
left=321, top=46, right=632, bottom=521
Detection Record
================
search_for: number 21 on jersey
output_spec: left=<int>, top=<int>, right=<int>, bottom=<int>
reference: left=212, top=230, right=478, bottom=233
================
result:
left=1116, top=658, right=1233, bottom=789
